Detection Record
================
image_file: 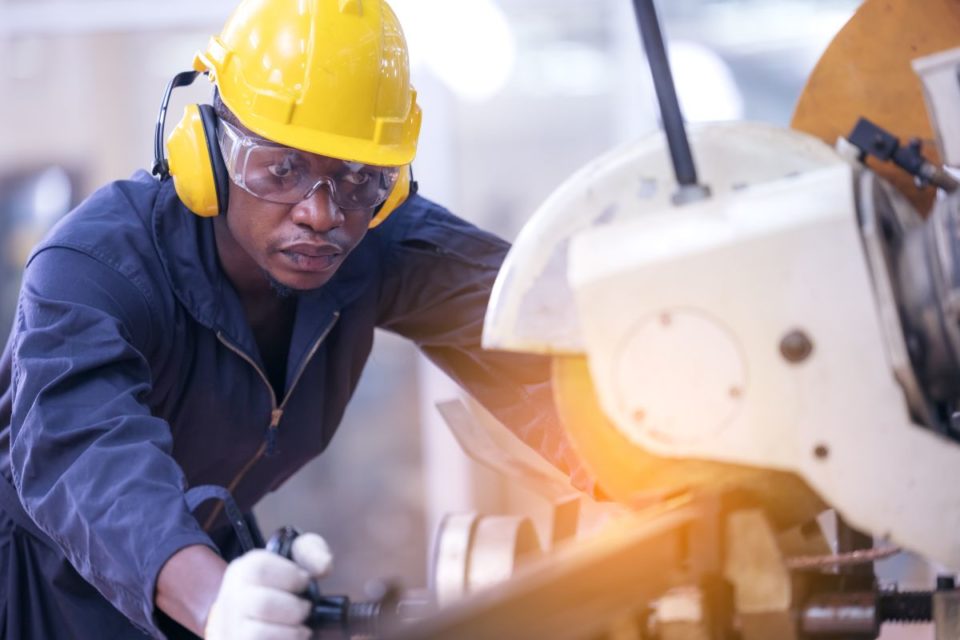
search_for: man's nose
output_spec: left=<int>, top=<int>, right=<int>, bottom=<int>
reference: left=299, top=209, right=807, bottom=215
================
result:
left=290, top=183, right=344, bottom=233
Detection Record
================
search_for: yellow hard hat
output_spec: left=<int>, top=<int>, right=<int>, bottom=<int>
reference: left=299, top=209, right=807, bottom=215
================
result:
left=195, top=0, right=421, bottom=168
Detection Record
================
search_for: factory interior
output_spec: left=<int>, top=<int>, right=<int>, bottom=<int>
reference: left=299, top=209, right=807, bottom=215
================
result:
left=3, top=0, right=959, bottom=638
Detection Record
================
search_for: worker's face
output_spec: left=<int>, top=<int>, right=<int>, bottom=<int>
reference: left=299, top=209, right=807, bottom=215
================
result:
left=212, top=116, right=400, bottom=293
left=221, top=181, right=374, bottom=292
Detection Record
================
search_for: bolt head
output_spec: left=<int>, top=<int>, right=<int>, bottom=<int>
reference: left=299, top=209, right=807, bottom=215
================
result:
left=780, top=330, right=814, bottom=363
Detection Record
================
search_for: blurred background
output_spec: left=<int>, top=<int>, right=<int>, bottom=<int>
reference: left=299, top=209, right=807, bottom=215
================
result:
left=0, top=0, right=862, bottom=603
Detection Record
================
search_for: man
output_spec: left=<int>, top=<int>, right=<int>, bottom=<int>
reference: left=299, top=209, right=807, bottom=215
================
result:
left=0, top=1, right=592, bottom=639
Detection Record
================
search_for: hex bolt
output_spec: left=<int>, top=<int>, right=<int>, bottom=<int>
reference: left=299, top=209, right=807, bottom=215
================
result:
left=781, top=330, right=814, bottom=363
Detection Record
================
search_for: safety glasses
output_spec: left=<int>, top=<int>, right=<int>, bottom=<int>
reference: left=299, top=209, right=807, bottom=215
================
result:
left=217, top=120, right=401, bottom=210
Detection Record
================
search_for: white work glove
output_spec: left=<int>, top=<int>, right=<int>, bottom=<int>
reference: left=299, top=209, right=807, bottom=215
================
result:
left=205, top=534, right=333, bottom=640
left=290, top=533, right=334, bottom=578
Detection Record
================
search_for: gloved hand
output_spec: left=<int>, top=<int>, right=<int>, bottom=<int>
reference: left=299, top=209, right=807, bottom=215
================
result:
left=290, top=532, right=333, bottom=579
left=204, top=534, right=333, bottom=640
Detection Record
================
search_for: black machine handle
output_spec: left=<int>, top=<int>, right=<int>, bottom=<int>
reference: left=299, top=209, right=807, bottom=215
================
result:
left=847, top=117, right=959, bottom=193
left=266, top=526, right=396, bottom=637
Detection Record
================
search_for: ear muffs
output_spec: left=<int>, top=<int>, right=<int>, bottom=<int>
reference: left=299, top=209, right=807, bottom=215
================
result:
left=166, top=104, right=229, bottom=217
left=153, top=70, right=228, bottom=218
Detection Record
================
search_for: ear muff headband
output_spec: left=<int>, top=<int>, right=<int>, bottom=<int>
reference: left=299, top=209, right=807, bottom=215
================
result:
left=152, top=70, right=199, bottom=180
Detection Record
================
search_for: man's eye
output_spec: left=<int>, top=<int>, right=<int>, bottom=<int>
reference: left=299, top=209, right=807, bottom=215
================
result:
left=268, top=161, right=293, bottom=179
left=343, top=172, right=371, bottom=186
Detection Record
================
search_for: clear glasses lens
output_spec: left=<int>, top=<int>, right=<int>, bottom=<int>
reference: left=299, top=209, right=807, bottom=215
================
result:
left=218, top=121, right=400, bottom=209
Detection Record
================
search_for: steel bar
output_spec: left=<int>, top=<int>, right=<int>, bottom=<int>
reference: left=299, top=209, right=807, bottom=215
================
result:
left=630, top=0, right=702, bottom=194
left=785, top=546, right=901, bottom=571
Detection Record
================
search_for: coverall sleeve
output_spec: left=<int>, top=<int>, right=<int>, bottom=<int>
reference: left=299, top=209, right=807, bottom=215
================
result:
left=9, top=247, right=217, bottom=638
left=376, top=203, right=597, bottom=494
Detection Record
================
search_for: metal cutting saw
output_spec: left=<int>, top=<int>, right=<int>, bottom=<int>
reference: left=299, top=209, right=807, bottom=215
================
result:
left=380, top=1, right=960, bottom=638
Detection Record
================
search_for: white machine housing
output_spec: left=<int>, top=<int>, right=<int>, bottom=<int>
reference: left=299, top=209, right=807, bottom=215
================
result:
left=484, top=120, right=960, bottom=569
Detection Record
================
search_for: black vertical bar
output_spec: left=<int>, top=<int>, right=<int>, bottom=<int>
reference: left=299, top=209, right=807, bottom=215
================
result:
left=631, top=0, right=700, bottom=188
left=837, top=516, right=877, bottom=586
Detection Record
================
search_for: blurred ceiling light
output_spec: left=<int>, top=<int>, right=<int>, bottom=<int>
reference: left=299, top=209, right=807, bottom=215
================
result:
left=667, top=41, right=744, bottom=122
left=391, top=0, right=516, bottom=102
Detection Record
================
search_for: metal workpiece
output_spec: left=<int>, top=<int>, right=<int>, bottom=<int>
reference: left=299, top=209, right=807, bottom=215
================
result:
left=784, top=546, right=901, bottom=572
left=431, top=513, right=480, bottom=606
left=399, top=501, right=946, bottom=640
left=389, top=500, right=707, bottom=640
left=431, top=512, right=542, bottom=606
left=393, top=492, right=952, bottom=640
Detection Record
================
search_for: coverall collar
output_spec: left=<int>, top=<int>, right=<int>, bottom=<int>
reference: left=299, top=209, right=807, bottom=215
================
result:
left=151, top=177, right=375, bottom=381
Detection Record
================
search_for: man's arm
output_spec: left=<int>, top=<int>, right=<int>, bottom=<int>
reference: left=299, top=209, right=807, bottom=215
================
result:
left=375, top=198, right=597, bottom=494
left=11, top=248, right=218, bottom=637
left=155, top=545, right=227, bottom=636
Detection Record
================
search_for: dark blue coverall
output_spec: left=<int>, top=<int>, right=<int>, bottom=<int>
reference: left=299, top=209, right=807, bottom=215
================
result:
left=0, top=171, right=590, bottom=638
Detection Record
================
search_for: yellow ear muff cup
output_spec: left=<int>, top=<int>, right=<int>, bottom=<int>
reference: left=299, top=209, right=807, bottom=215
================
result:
left=369, top=166, right=411, bottom=229
left=167, top=104, right=227, bottom=217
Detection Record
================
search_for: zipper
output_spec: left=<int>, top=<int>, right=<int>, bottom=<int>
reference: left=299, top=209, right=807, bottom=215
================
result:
left=203, top=312, right=340, bottom=530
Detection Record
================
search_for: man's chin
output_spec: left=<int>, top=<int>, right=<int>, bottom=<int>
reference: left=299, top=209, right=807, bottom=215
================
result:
left=263, top=271, right=331, bottom=297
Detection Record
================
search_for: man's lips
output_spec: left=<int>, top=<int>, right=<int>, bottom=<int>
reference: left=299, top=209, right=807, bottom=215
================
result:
left=282, top=242, right=342, bottom=257
left=279, top=243, right=343, bottom=272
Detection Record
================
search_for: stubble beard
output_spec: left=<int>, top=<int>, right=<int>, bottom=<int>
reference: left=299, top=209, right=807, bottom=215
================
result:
left=264, top=271, right=300, bottom=298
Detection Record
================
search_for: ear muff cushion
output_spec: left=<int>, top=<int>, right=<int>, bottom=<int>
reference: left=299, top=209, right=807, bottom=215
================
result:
left=197, top=104, right=230, bottom=216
